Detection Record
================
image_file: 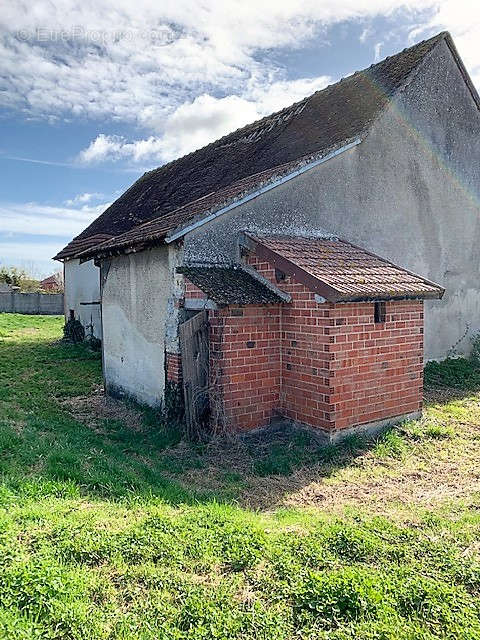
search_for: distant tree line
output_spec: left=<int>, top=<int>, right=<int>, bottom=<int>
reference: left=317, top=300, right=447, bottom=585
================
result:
left=0, top=266, right=63, bottom=293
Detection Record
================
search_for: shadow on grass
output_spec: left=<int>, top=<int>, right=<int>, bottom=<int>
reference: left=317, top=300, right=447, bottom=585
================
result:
left=2, top=329, right=480, bottom=508
left=0, top=332, right=381, bottom=507
left=424, top=358, right=480, bottom=403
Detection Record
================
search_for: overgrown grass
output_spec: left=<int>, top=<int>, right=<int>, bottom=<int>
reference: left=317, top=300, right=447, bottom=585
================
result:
left=424, top=356, right=480, bottom=389
left=2, top=314, right=480, bottom=639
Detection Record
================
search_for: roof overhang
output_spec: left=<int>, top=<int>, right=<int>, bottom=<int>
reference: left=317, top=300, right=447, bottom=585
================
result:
left=164, top=139, right=362, bottom=244
left=241, top=232, right=445, bottom=303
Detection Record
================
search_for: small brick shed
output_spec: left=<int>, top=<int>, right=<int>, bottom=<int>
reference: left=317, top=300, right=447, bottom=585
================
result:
left=172, top=234, right=444, bottom=441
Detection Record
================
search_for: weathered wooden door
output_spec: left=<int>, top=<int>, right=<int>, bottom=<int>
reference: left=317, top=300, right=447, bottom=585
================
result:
left=179, top=310, right=210, bottom=437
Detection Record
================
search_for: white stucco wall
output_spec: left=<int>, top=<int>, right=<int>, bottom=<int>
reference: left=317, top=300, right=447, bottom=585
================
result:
left=101, top=245, right=175, bottom=407
left=64, top=259, right=102, bottom=338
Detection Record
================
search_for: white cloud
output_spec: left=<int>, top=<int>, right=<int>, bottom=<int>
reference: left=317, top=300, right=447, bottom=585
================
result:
left=0, top=200, right=111, bottom=238
left=360, top=26, right=373, bottom=43
left=64, top=192, right=104, bottom=205
left=77, top=135, right=124, bottom=164
left=374, top=41, right=384, bottom=61
left=78, top=75, right=331, bottom=164
left=0, top=198, right=111, bottom=274
left=0, top=0, right=439, bottom=128
left=2, top=1, right=480, bottom=164
left=409, top=0, right=480, bottom=86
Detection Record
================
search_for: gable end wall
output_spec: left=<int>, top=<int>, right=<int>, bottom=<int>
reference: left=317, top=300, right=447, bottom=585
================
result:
left=184, top=39, right=480, bottom=361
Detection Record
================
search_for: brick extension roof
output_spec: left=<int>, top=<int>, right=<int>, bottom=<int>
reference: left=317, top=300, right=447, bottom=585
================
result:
left=55, top=32, right=454, bottom=261
left=178, top=264, right=288, bottom=305
left=245, top=234, right=445, bottom=302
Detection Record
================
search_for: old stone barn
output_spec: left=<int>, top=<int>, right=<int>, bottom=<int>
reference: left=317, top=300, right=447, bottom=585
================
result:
left=56, top=31, right=480, bottom=439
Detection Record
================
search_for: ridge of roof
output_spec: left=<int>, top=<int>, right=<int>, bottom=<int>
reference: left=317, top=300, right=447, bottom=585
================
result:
left=56, top=31, right=448, bottom=261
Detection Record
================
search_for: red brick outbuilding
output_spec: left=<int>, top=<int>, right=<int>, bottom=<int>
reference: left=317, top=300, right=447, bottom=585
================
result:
left=173, top=233, right=444, bottom=441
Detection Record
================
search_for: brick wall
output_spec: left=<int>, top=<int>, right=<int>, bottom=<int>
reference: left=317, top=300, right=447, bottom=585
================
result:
left=245, top=253, right=424, bottom=433
left=166, top=352, right=182, bottom=384
left=184, top=278, right=207, bottom=299
left=209, top=304, right=281, bottom=431
left=327, top=301, right=423, bottom=430
left=245, top=254, right=332, bottom=429
left=182, top=267, right=424, bottom=435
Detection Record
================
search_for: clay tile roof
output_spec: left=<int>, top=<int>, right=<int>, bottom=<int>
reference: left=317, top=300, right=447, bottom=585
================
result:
left=76, top=158, right=321, bottom=259
left=56, top=32, right=450, bottom=260
left=245, top=234, right=445, bottom=302
left=177, top=264, right=288, bottom=305
left=40, top=275, right=57, bottom=285
left=54, top=233, right=113, bottom=261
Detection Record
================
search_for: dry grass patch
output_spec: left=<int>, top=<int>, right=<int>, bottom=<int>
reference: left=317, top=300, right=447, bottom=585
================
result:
left=154, top=391, right=480, bottom=514
left=60, top=386, right=145, bottom=433
left=48, top=351, right=480, bottom=517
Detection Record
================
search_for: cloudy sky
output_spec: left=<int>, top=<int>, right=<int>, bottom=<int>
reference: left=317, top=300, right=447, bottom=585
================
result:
left=0, top=1, right=479, bottom=276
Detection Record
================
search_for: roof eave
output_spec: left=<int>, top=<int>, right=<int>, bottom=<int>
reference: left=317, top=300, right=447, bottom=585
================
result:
left=336, top=238, right=446, bottom=298
left=333, top=289, right=444, bottom=303
left=164, top=138, right=362, bottom=244
left=79, top=237, right=166, bottom=263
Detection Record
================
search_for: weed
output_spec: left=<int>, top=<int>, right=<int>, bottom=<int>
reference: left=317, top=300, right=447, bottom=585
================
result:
left=373, top=429, right=407, bottom=458
left=424, top=357, right=480, bottom=389
left=471, top=331, right=480, bottom=366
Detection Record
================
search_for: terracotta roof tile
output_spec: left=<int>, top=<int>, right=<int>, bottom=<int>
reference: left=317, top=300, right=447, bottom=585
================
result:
left=54, top=233, right=114, bottom=261
left=57, top=32, right=447, bottom=259
left=178, top=264, right=287, bottom=305
left=245, top=234, right=444, bottom=301
left=40, top=275, right=57, bottom=285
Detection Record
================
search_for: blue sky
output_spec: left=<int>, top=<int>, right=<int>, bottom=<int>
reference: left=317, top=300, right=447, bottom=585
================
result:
left=1, top=1, right=478, bottom=277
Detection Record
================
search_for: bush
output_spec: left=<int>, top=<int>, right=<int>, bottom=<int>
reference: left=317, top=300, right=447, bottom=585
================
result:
left=470, top=331, right=480, bottom=366
left=424, top=357, right=480, bottom=389
left=85, top=334, right=101, bottom=351
left=63, top=318, right=85, bottom=344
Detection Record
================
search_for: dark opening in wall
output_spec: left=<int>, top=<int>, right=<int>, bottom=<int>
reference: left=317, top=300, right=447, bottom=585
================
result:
left=374, top=301, right=386, bottom=324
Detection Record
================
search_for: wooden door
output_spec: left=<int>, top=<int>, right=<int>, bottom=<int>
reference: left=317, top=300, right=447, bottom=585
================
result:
left=179, top=310, right=210, bottom=438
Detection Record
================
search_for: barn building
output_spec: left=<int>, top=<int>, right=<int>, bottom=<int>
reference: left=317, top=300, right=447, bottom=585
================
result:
left=55, top=32, right=479, bottom=438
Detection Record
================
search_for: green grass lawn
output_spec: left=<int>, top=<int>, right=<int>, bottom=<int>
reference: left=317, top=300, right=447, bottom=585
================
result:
left=1, top=313, right=480, bottom=639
